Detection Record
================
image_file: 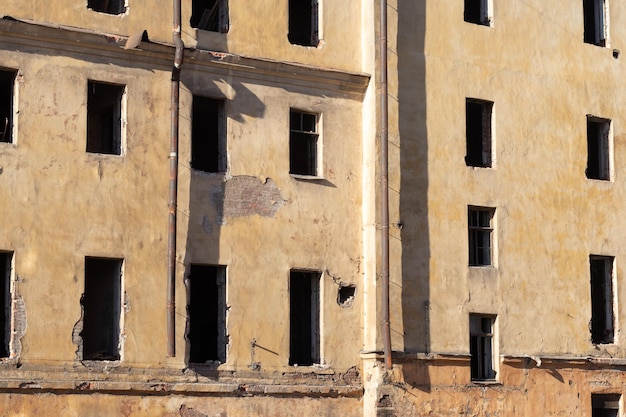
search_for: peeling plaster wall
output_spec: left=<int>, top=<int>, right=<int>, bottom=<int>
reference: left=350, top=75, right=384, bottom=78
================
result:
left=0, top=2, right=367, bottom=413
left=386, top=0, right=626, bottom=359
left=369, top=0, right=626, bottom=415
left=0, top=35, right=365, bottom=370
left=0, top=392, right=362, bottom=417
left=0, top=41, right=171, bottom=366
left=178, top=70, right=365, bottom=372
left=372, top=360, right=626, bottom=417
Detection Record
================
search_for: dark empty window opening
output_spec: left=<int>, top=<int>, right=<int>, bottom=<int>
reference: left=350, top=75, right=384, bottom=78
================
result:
left=188, top=265, right=227, bottom=364
left=290, top=110, right=319, bottom=176
left=470, top=314, right=496, bottom=381
left=289, top=0, right=319, bottom=46
left=590, top=256, right=615, bottom=344
left=0, top=252, right=12, bottom=358
left=0, top=70, right=16, bottom=144
left=337, top=285, right=356, bottom=308
left=87, top=0, right=126, bottom=15
left=466, top=99, right=493, bottom=167
left=464, top=0, right=491, bottom=25
left=192, top=96, right=226, bottom=173
left=592, top=394, right=621, bottom=417
left=584, top=0, right=607, bottom=46
left=586, top=116, right=611, bottom=180
left=87, top=81, right=124, bottom=155
left=289, top=270, right=320, bottom=366
left=82, top=257, right=122, bottom=361
left=191, top=0, right=229, bottom=32
left=468, top=207, right=494, bottom=266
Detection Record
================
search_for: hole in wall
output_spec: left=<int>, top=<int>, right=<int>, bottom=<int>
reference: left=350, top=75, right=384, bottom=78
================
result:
left=337, top=285, right=356, bottom=308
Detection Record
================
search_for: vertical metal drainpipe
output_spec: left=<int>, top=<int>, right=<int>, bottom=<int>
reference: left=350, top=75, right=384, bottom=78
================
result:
left=168, top=0, right=184, bottom=358
left=380, top=0, right=392, bottom=370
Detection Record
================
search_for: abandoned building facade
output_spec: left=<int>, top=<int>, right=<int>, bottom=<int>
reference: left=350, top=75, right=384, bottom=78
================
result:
left=0, top=0, right=625, bottom=416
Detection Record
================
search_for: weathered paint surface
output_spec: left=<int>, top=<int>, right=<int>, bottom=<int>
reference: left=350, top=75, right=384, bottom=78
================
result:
left=0, top=0, right=363, bottom=73
left=0, top=0, right=368, bottom=414
left=2, top=0, right=626, bottom=415
left=369, top=0, right=626, bottom=415
left=0, top=392, right=362, bottom=417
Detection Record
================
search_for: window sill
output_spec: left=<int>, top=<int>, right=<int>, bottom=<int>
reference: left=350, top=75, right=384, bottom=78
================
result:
left=86, top=152, right=124, bottom=158
left=470, top=380, right=501, bottom=386
left=191, top=168, right=227, bottom=175
left=290, top=174, right=325, bottom=181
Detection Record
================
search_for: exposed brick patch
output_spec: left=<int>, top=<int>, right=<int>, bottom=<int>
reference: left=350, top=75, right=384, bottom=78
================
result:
left=11, top=289, right=26, bottom=359
left=210, top=176, right=286, bottom=222
left=377, top=394, right=396, bottom=417
left=71, top=295, right=85, bottom=361
left=342, top=366, right=360, bottom=385
left=180, top=404, right=208, bottom=417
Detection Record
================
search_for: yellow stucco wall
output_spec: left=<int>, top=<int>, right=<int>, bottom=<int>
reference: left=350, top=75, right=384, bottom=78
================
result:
left=0, top=0, right=369, bottom=403
left=386, top=0, right=626, bottom=359
left=0, top=0, right=363, bottom=73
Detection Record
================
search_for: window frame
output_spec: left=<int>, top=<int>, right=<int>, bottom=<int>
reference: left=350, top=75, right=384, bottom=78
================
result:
left=468, top=206, right=495, bottom=267
left=0, top=252, right=13, bottom=359
left=584, top=0, right=609, bottom=47
left=469, top=314, right=497, bottom=382
left=289, top=269, right=321, bottom=367
left=86, top=80, right=126, bottom=156
left=464, top=0, right=493, bottom=26
left=590, top=255, right=616, bottom=345
left=592, top=393, right=621, bottom=417
left=465, top=98, right=494, bottom=168
left=289, top=109, right=322, bottom=178
left=186, top=264, right=228, bottom=365
left=82, top=257, right=124, bottom=362
left=190, top=0, right=229, bottom=33
left=586, top=115, right=612, bottom=181
left=288, top=0, right=320, bottom=47
left=87, top=0, right=127, bottom=15
left=191, top=95, right=227, bottom=174
left=0, top=69, right=17, bottom=144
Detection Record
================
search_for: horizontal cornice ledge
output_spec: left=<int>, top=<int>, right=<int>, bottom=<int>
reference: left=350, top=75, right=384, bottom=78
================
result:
left=0, top=17, right=370, bottom=96
left=185, top=49, right=371, bottom=96
left=502, top=354, right=626, bottom=367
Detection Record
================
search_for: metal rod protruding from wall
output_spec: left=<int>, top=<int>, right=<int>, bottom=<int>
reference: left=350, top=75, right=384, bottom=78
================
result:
left=167, top=0, right=184, bottom=358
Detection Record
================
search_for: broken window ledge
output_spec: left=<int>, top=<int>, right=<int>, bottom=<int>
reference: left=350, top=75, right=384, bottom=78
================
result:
left=80, top=359, right=121, bottom=372
left=0, top=356, right=19, bottom=368
left=288, top=364, right=333, bottom=374
left=191, top=168, right=226, bottom=173
left=188, top=361, right=222, bottom=371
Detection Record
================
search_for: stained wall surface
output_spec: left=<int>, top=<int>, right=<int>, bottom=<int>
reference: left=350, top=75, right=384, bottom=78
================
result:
left=0, top=0, right=370, bottom=414
left=374, top=0, right=626, bottom=415
left=0, top=0, right=363, bottom=73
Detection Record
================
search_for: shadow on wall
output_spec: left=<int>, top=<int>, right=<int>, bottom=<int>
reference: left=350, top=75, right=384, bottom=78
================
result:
left=396, top=0, right=430, bottom=391
left=180, top=75, right=270, bottom=373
